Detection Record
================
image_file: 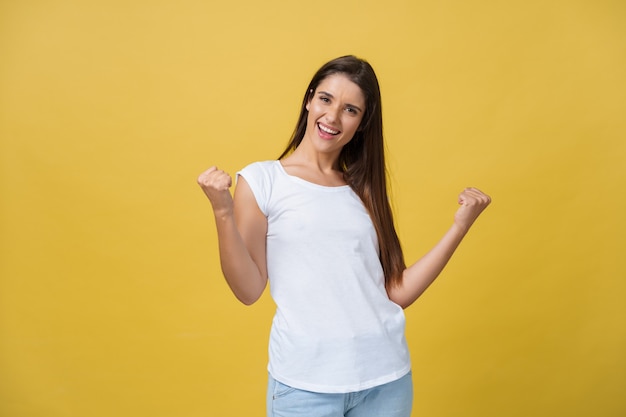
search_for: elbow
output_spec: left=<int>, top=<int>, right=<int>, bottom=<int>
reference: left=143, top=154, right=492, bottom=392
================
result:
left=394, top=288, right=428, bottom=309
left=230, top=280, right=267, bottom=306
left=387, top=276, right=423, bottom=309
left=387, top=286, right=413, bottom=310
left=237, top=293, right=261, bottom=306
left=393, top=296, right=414, bottom=310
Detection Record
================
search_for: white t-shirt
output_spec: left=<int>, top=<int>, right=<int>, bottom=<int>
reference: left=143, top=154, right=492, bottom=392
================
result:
left=237, top=160, right=411, bottom=393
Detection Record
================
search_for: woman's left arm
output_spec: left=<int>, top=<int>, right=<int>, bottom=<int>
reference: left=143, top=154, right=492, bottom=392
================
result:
left=387, top=187, right=491, bottom=309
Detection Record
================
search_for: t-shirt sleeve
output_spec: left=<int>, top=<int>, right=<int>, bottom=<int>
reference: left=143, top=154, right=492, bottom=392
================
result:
left=236, top=161, right=271, bottom=216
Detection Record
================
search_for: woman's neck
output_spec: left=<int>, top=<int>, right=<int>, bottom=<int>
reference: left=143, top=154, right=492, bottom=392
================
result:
left=280, top=148, right=347, bottom=187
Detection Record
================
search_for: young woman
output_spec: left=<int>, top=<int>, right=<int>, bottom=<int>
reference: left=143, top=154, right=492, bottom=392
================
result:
left=197, top=55, right=491, bottom=417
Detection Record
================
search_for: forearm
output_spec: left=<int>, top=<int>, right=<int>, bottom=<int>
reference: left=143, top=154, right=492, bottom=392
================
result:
left=389, top=223, right=468, bottom=308
left=214, top=213, right=267, bottom=305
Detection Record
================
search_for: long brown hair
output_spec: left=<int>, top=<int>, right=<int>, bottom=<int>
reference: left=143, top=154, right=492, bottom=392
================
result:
left=279, top=55, right=406, bottom=288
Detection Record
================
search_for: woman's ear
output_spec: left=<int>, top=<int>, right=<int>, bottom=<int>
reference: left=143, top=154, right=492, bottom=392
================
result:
left=305, top=88, right=313, bottom=111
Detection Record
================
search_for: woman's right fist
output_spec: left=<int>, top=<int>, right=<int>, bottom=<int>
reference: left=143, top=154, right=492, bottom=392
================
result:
left=197, top=166, right=234, bottom=215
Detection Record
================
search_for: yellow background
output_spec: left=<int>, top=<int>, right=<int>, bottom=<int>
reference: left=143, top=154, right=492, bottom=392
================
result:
left=1, top=0, right=624, bottom=416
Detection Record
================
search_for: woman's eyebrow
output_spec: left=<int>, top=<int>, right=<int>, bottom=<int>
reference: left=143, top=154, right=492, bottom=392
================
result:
left=317, top=91, right=363, bottom=112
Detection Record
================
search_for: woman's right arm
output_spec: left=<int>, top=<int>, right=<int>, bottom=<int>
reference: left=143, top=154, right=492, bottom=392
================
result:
left=197, top=166, right=268, bottom=305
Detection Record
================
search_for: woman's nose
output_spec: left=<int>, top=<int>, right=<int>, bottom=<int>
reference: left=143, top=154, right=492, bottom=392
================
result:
left=326, top=105, right=341, bottom=122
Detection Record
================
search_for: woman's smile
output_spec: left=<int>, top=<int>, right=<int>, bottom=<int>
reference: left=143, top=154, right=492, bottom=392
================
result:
left=317, top=122, right=341, bottom=139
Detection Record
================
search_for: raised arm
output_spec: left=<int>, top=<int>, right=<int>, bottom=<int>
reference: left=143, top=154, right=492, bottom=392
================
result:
left=387, top=187, right=491, bottom=309
left=197, top=166, right=268, bottom=305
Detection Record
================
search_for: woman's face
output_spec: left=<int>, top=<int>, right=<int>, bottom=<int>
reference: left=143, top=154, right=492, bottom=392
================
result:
left=304, top=73, right=366, bottom=157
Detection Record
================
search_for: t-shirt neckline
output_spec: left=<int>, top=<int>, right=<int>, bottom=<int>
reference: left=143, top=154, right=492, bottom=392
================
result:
left=275, top=160, right=351, bottom=191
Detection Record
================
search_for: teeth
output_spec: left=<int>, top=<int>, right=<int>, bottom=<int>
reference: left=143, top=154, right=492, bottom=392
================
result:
left=319, top=124, right=339, bottom=135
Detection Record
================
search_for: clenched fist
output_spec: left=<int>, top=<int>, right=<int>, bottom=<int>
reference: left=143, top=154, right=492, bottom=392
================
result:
left=197, top=166, right=234, bottom=217
left=454, top=187, right=491, bottom=231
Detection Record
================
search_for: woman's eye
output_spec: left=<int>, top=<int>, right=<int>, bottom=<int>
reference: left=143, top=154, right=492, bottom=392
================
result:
left=320, top=96, right=330, bottom=103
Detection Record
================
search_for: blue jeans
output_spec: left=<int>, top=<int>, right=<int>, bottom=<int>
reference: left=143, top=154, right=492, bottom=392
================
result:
left=266, top=372, right=413, bottom=417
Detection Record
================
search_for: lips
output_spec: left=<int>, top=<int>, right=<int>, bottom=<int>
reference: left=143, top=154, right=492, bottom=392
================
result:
left=317, top=123, right=340, bottom=139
